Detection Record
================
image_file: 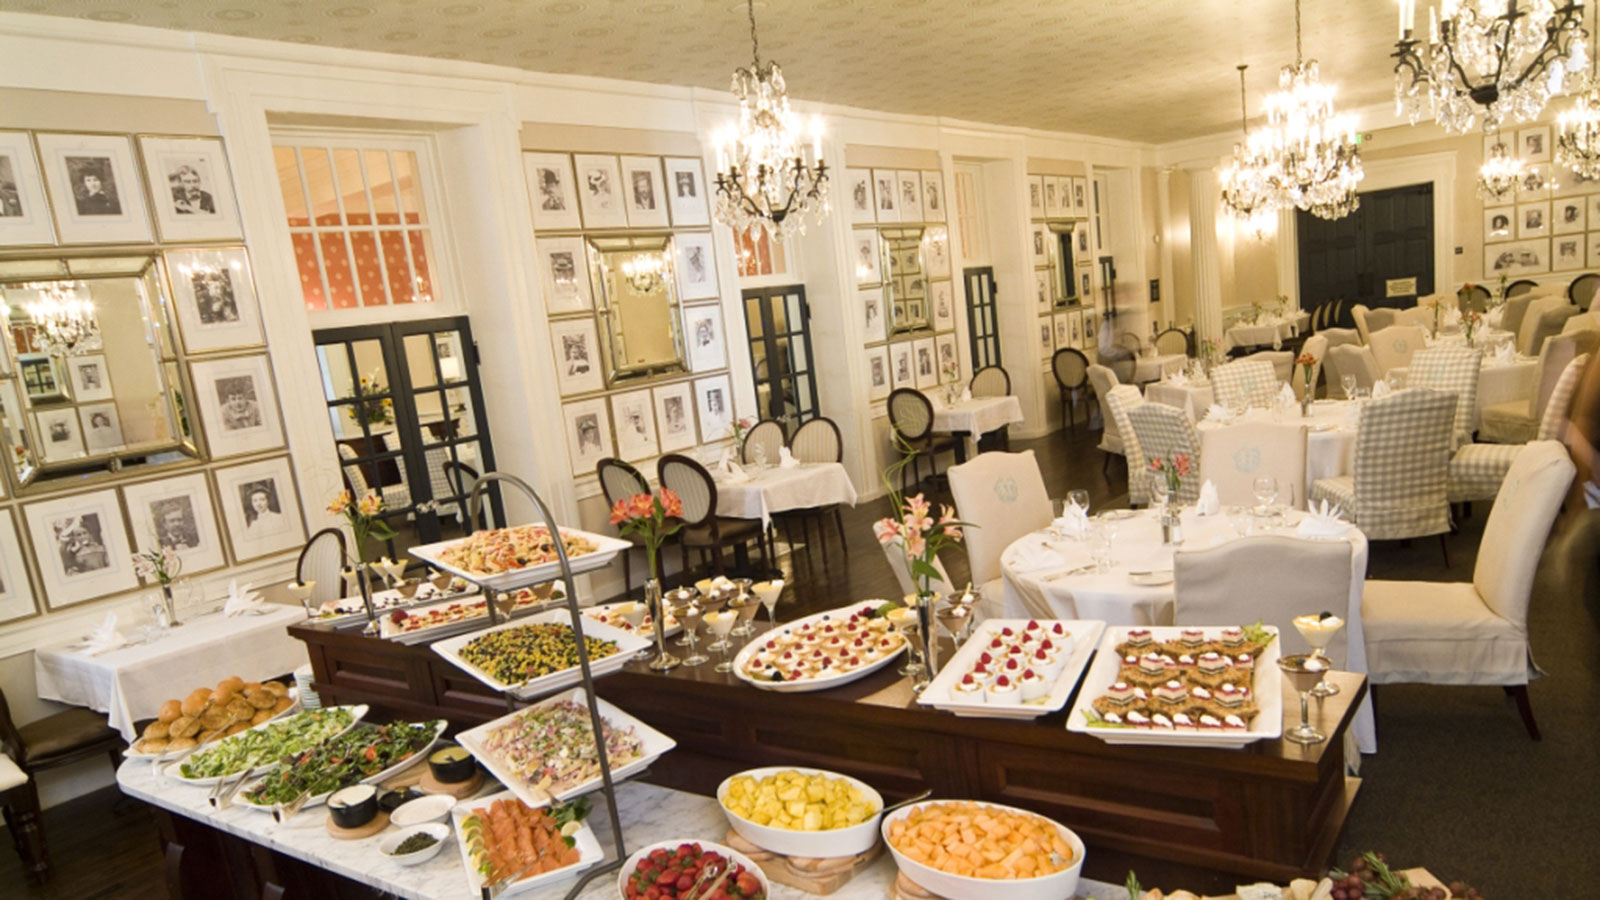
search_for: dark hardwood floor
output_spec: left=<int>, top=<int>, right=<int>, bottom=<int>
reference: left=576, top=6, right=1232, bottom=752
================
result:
left=7, top=421, right=1595, bottom=896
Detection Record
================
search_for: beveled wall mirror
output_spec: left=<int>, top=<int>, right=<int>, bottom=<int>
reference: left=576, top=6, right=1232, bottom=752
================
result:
left=882, top=227, right=929, bottom=335
left=589, top=235, right=687, bottom=384
left=0, top=255, right=198, bottom=492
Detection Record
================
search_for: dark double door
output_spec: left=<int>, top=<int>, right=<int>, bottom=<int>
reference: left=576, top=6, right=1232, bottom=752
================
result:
left=1297, top=183, right=1433, bottom=323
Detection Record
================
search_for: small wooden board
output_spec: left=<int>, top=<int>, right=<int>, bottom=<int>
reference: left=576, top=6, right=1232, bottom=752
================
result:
left=324, top=810, right=389, bottom=840
left=722, top=829, right=881, bottom=896
left=889, top=871, right=1090, bottom=900
left=418, top=767, right=484, bottom=799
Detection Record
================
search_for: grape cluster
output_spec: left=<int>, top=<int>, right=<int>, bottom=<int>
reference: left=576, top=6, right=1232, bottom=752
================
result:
left=1328, top=854, right=1484, bottom=900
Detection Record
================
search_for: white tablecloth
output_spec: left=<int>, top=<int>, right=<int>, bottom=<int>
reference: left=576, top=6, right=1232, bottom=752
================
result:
left=713, top=462, right=858, bottom=528
left=1225, top=312, right=1307, bottom=350
left=1390, top=356, right=1538, bottom=428
left=1145, top=380, right=1215, bottom=422
left=999, top=506, right=1375, bottom=752
left=930, top=395, right=1025, bottom=436
left=34, top=604, right=309, bottom=741
left=1196, top=401, right=1358, bottom=486
left=1132, top=353, right=1187, bottom=383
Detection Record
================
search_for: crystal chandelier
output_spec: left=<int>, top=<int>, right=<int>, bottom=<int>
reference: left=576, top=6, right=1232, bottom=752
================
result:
left=620, top=252, right=669, bottom=294
left=1220, top=65, right=1278, bottom=234
left=1558, top=7, right=1600, bottom=175
left=1256, top=0, right=1364, bottom=220
left=20, top=280, right=101, bottom=357
left=712, top=0, right=829, bottom=241
left=1394, top=0, right=1589, bottom=134
left=1479, top=133, right=1528, bottom=200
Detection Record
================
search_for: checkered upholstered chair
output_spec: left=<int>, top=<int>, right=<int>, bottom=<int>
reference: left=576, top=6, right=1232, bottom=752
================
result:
left=1367, top=325, right=1429, bottom=376
left=338, top=443, right=411, bottom=509
left=1324, top=344, right=1382, bottom=394
left=948, top=450, right=1053, bottom=609
left=1408, top=346, right=1482, bottom=449
left=1362, top=441, right=1576, bottom=739
left=1103, top=385, right=1148, bottom=506
left=1210, top=358, right=1278, bottom=409
left=1294, top=334, right=1329, bottom=402
left=740, top=419, right=785, bottom=466
left=1308, top=388, right=1457, bottom=546
left=1126, top=401, right=1202, bottom=505
left=1198, top=423, right=1308, bottom=509
left=1448, top=353, right=1590, bottom=502
left=1481, top=331, right=1598, bottom=444
left=1244, top=350, right=1294, bottom=384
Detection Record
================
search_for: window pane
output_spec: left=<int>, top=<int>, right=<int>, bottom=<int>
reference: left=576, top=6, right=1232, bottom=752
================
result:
left=319, top=232, right=359, bottom=309
left=367, top=150, right=402, bottom=227
left=380, top=231, right=414, bottom=305
left=445, top=387, right=478, bottom=438
left=413, top=386, right=445, bottom=429
left=336, top=149, right=371, bottom=226
left=404, top=334, right=437, bottom=390
left=407, top=231, right=434, bottom=303
left=435, top=332, right=467, bottom=383
left=317, top=344, right=353, bottom=402
left=745, top=297, right=764, bottom=338
left=349, top=232, right=388, bottom=307
left=301, top=147, right=342, bottom=226
left=275, top=146, right=309, bottom=227
left=394, top=151, right=425, bottom=225
left=291, top=233, right=327, bottom=311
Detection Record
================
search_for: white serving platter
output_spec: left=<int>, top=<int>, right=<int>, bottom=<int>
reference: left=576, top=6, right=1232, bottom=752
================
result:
left=582, top=601, right=682, bottom=638
left=455, top=687, right=676, bottom=810
left=730, top=602, right=907, bottom=693
left=378, top=589, right=552, bottom=645
left=451, top=788, right=604, bottom=898
left=430, top=609, right=649, bottom=699
left=126, top=687, right=302, bottom=764
left=917, top=619, right=1104, bottom=719
left=164, top=705, right=368, bottom=786
left=234, top=719, right=447, bottom=810
left=408, top=525, right=631, bottom=592
left=1065, top=625, right=1283, bottom=749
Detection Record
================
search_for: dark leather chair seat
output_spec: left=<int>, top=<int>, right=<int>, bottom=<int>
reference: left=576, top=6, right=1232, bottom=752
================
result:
left=680, top=517, right=764, bottom=548
left=18, top=708, right=120, bottom=768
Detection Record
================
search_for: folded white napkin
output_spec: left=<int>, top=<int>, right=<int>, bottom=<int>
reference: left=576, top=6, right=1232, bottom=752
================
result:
left=82, top=612, right=125, bottom=655
left=1052, top=507, right=1089, bottom=537
left=1196, top=480, right=1221, bottom=516
left=961, top=388, right=973, bottom=402
left=1495, top=340, right=1516, bottom=364
left=1204, top=403, right=1235, bottom=424
left=718, top=448, right=750, bottom=482
left=1010, top=542, right=1065, bottom=573
left=1295, top=500, right=1348, bottom=539
left=1275, top=383, right=1297, bottom=410
left=1371, top=380, right=1392, bottom=398
left=1167, top=372, right=1190, bottom=387
left=224, top=579, right=263, bottom=617
left=1272, top=331, right=1283, bottom=350
left=777, top=446, right=799, bottom=469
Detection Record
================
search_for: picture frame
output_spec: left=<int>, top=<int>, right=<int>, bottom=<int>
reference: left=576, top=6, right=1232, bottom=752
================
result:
left=845, top=167, right=875, bottom=224
left=66, top=354, right=113, bottom=402
left=652, top=382, right=697, bottom=453
left=1553, top=234, right=1585, bottom=271
left=935, top=333, right=958, bottom=376
left=872, top=169, right=899, bottom=223
left=682, top=304, right=727, bottom=372
left=1518, top=200, right=1551, bottom=239
left=562, top=397, right=612, bottom=477
left=1028, top=175, right=1046, bottom=218
left=166, top=247, right=265, bottom=353
left=896, top=170, right=924, bottom=222
left=913, top=337, right=938, bottom=389
left=1032, top=224, right=1048, bottom=263
left=889, top=341, right=914, bottom=388
left=191, top=354, right=285, bottom=458
left=547, top=317, right=605, bottom=396
left=674, top=231, right=720, bottom=301
left=1083, top=307, right=1099, bottom=344
left=1068, top=309, right=1084, bottom=348
left=35, top=408, right=85, bottom=462
left=1039, top=320, right=1054, bottom=359
left=1519, top=125, right=1552, bottom=164
left=35, top=132, right=152, bottom=244
left=693, top=374, right=734, bottom=444
left=1034, top=270, right=1051, bottom=311
left=620, top=155, right=669, bottom=228
left=923, top=225, right=951, bottom=277
left=1484, top=237, right=1549, bottom=278
left=610, top=388, right=659, bottom=461
left=24, top=488, right=138, bottom=608
left=1554, top=197, right=1587, bottom=234
left=867, top=346, right=892, bottom=401
left=861, top=288, right=887, bottom=344
left=538, top=236, right=594, bottom=314
left=524, top=151, right=583, bottom=230
left=921, top=171, right=946, bottom=222
left=1588, top=232, right=1600, bottom=269
left=0, top=510, right=37, bottom=623
left=1072, top=177, right=1090, bottom=217
left=138, top=135, right=243, bottom=242
left=1043, top=177, right=1063, bottom=218
left=1589, top=195, right=1600, bottom=226
left=1074, top=225, right=1093, bottom=263
left=121, top=471, right=226, bottom=578
left=663, top=157, right=710, bottom=227
left=1516, top=166, right=1549, bottom=199
left=1483, top=206, right=1514, bottom=243
left=214, top=455, right=306, bottom=563
left=931, top=280, right=955, bottom=332
left=0, top=131, right=56, bottom=246
left=1052, top=312, right=1070, bottom=349
left=1080, top=270, right=1093, bottom=298
left=79, top=402, right=125, bottom=455
left=853, top=229, right=882, bottom=285
left=572, top=153, right=628, bottom=229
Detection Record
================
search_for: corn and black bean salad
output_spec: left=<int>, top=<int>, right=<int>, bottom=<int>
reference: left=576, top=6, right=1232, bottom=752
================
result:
left=458, top=623, right=620, bottom=685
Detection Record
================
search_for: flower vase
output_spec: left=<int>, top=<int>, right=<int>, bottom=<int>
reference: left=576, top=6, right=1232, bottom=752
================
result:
left=644, top=578, right=680, bottom=671
left=945, top=384, right=959, bottom=405
left=913, top=593, right=939, bottom=691
left=159, top=583, right=182, bottom=627
left=1160, top=496, right=1184, bottom=546
left=1301, top=391, right=1312, bottom=418
left=358, top=565, right=380, bottom=635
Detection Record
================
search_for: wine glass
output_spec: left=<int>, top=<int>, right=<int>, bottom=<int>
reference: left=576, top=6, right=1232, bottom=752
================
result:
left=1340, top=373, right=1357, bottom=401
left=1085, top=523, right=1113, bottom=573
left=885, top=604, right=925, bottom=679
left=706, top=610, right=739, bottom=672
left=1068, top=490, right=1090, bottom=516
left=616, top=601, right=652, bottom=660
left=936, top=599, right=972, bottom=647
left=286, top=580, right=318, bottom=619
left=1149, top=474, right=1170, bottom=510
left=1292, top=612, right=1347, bottom=697
left=1252, top=476, right=1279, bottom=517
left=672, top=598, right=708, bottom=667
left=1277, top=654, right=1329, bottom=745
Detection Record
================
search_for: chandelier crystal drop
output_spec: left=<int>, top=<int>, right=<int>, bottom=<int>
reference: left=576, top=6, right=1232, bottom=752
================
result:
left=19, top=281, right=101, bottom=358
left=1478, top=138, right=1527, bottom=201
left=1557, top=6, right=1600, bottom=176
left=1394, top=0, right=1589, bottom=134
left=1220, top=65, right=1278, bottom=231
left=711, top=0, right=829, bottom=241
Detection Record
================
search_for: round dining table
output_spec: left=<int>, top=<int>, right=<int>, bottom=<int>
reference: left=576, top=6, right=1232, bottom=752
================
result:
left=1196, top=399, right=1360, bottom=485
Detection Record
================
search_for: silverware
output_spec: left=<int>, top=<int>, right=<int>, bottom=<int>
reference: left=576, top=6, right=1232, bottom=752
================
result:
left=272, top=788, right=312, bottom=823
left=1045, top=564, right=1098, bottom=581
left=880, top=788, right=933, bottom=817
left=685, top=861, right=730, bottom=900
left=210, top=769, right=251, bottom=810
left=1127, top=569, right=1173, bottom=578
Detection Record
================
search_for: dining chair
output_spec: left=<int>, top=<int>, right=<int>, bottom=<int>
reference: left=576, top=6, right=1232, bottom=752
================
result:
left=1319, top=326, right=1362, bottom=350
left=1365, top=307, right=1398, bottom=333
left=442, top=459, right=484, bottom=529
left=740, top=419, right=786, bottom=467
left=1085, top=364, right=1124, bottom=467
left=1394, top=305, right=1434, bottom=330
left=1505, top=279, right=1539, bottom=300
left=1198, top=423, right=1308, bottom=509
left=597, top=457, right=655, bottom=592
left=1174, top=535, right=1355, bottom=661
left=1324, top=344, right=1382, bottom=394
left=1367, top=325, right=1428, bottom=376
left=422, top=446, right=462, bottom=523
left=657, top=454, right=768, bottom=579
left=0, top=686, right=125, bottom=882
left=1154, top=327, right=1191, bottom=357
left=1103, top=385, right=1149, bottom=506
left=1463, top=284, right=1493, bottom=311
left=946, top=450, right=1053, bottom=609
left=1449, top=353, right=1590, bottom=502
left=1480, top=331, right=1598, bottom=443
left=1051, top=348, right=1091, bottom=436
left=1362, top=441, right=1576, bottom=739
left=337, top=442, right=412, bottom=510
left=887, top=388, right=959, bottom=495
left=1296, top=333, right=1329, bottom=402
left=1350, top=303, right=1372, bottom=344
left=969, top=365, right=1010, bottom=397
left=1308, top=388, right=1456, bottom=554
left=296, top=527, right=348, bottom=610
left=1125, top=401, right=1202, bottom=505
left=1516, top=295, right=1573, bottom=355
left=1407, top=346, right=1483, bottom=449
left=775, top=417, right=848, bottom=560
left=0, top=751, right=42, bottom=881
left=1210, top=358, right=1278, bottom=409
left=1568, top=272, right=1599, bottom=311
left=1522, top=301, right=1582, bottom=357
left=1500, top=292, right=1536, bottom=340
left=1243, top=350, right=1294, bottom=385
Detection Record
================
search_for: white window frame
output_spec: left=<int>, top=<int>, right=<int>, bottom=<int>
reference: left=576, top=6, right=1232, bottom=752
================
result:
left=954, top=165, right=986, bottom=264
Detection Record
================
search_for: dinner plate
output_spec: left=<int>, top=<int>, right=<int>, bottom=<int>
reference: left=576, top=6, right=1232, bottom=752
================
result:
left=430, top=609, right=649, bottom=699
left=409, top=525, right=631, bottom=592
left=917, top=619, right=1104, bottom=719
left=1308, top=422, right=1340, bottom=433
left=126, top=688, right=302, bottom=764
left=1128, top=570, right=1175, bottom=586
left=451, top=788, right=604, bottom=898
left=234, top=719, right=447, bottom=811
left=1097, top=509, right=1140, bottom=522
left=164, top=705, right=369, bottom=786
left=730, top=602, right=907, bottom=693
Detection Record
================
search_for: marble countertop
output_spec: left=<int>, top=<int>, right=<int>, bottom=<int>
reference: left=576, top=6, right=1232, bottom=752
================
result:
left=118, top=761, right=1126, bottom=899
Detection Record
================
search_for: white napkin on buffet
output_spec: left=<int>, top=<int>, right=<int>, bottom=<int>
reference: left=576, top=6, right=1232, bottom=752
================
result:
left=81, top=612, right=125, bottom=655
left=1010, top=542, right=1064, bottom=574
left=224, top=579, right=264, bottom=617
left=1295, top=500, right=1348, bottom=539
left=1196, top=479, right=1221, bottom=516
left=777, top=446, right=799, bottom=469
left=717, top=448, right=750, bottom=483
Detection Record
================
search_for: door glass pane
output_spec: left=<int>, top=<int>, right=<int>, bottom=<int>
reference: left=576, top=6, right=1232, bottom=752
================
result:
left=435, top=332, right=467, bottom=384
left=445, top=386, right=478, bottom=438
left=317, top=344, right=353, bottom=402
left=745, top=296, right=764, bottom=338
left=302, top=147, right=342, bottom=226
left=413, top=387, right=445, bottom=435
left=404, top=333, right=437, bottom=390
left=337, top=149, right=370, bottom=226
left=785, top=292, right=803, bottom=329
left=771, top=295, right=788, bottom=332
left=794, top=373, right=812, bottom=417
left=277, top=146, right=309, bottom=227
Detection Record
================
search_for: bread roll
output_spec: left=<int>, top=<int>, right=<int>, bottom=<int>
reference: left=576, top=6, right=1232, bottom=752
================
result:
left=211, top=683, right=237, bottom=706
left=167, top=736, right=197, bottom=752
left=135, top=738, right=168, bottom=754
left=170, top=715, right=201, bottom=738
left=142, top=720, right=170, bottom=740
left=224, top=721, right=250, bottom=736
left=242, top=681, right=262, bottom=693
left=263, top=681, right=289, bottom=699
left=199, top=708, right=229, bottom=731
left=245, top=688, right=275, bottom=710
left=181, top=688, right=213, bottom=718
left=251, top=708, right=274, bottom=726
left=271, top=697, right=294, bottom=714
left=197, top=728, right=221, bottom=745
left=217, top=675, right=244, bottom=695
left=158, top=699, right=182, bottom=723
left=225, top=698, right=254, bottom=720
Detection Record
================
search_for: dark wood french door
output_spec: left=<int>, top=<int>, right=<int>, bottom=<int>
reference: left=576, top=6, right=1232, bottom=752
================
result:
left=964, top=266, right=1001, bottom=368
left=742, top=285, right=819, bottom=432
left=1298, top=183, right=1434, bottom=325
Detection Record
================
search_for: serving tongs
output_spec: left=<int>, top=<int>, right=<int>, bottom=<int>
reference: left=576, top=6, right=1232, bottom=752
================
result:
left=272, top=787, right=313, bottom=823
left=208, top=769, right=252, bottom=810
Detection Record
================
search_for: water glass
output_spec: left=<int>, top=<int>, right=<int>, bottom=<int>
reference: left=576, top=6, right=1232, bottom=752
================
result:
left=1150, top=475, right=1170, bottom=509
left=1252, top=476, right=1279, bottom=514
left=1340, top=374, right=1357, bottom=401
left=1355, top=386, right=1371, bottom=402
left=1068, top=489, right=1090, bottom=516
left=1086, top=524, right=1113, bottom=573
left=750, top=444, right=768, bottom=470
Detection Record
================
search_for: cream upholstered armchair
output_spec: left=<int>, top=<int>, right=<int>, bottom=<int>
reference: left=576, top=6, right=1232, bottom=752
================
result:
left=1351, top=303, right=1373, bottom=344
left=1367, top=325, right=1429, bottom=376
left=1517, top=295, right=1576, bottom=356
left=1125, top=401, right=1202, bottom=505
left=1361, top=441, right=1576, bottom=739
left=1244, top=350, right=1294, bottom=384
left=1480, top=330, right=1598, bottom=444
left=1087, top=364, right=1125, bottom=461
left=1320, top=327, right=1362, bottom=350
left=1175, top=535, right=1355, bottom=662
left=1103, top=385, right=1149, bottom=506
left=1324, top=344, right=1382, bottom=394
left=1198, top=423, right=1308, bottom=509
left=947, top=450, right=1053, bottom=612
left=1447, top=353, right=1590, bottom=502
left=1210, top=358, right=1278, bottom=408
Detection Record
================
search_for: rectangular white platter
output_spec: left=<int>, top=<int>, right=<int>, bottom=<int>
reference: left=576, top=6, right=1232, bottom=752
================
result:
left=917, top=618, right=1105, bottom=719
left=378, top=589, right=557, bottom=645
left=409, top=525, right=632, bottom=592
left=450, top=787, right=605, bottom=898
left=430, top=609, right=649, bottom=699
left=1065, top=625, right=1283, bottom=749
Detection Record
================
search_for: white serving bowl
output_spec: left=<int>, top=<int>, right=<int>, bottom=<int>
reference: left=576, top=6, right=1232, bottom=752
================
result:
left=880, top=800, right=1085, bottom=900
left=715, top=766, right=883, bottom=858
left=390, top=793, right=456, bottom=827
left=379, top=823, right=452, bottom=867
left=616, top=839, right=770, bottom=900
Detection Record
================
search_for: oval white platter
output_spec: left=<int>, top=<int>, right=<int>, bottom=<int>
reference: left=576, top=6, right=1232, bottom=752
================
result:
left=162, top=705, right=368, bottom=786
left=730, top=602, right=907, bottom=693
left=234, top=719, right=448, bottom=811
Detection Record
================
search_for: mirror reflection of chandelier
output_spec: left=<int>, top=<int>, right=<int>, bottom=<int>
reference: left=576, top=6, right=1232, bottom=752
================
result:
left=620, top=252, right=669, bottom=293
left=20, top=280, right=102, bottom=358
left=1479, top=135, right=1528, bottom=200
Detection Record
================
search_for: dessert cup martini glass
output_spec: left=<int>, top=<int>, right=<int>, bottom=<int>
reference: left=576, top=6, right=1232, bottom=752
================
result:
left=1292, top=611, right=1346, bottom=697
left=1277, top=654, right=1329, bottom=745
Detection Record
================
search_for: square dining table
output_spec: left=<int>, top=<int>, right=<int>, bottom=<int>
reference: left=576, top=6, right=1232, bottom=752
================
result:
left=712, top=460, right=858, bottom=528
left=930, top=393, right=1024, bottom=462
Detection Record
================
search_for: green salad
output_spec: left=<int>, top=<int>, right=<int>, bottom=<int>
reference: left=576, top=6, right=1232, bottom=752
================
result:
left=178, top=708, right=355, bottom=780
left=241, top=720, right=442, bottom=806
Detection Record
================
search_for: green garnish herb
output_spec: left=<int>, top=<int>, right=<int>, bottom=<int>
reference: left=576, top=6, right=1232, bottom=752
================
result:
left=1082, top=709, right=1133, bottom=729
left=393, top=831, right=439, bottom=855
left=1242, top=620, right=1274, bottom=646
left=1125, top=871, right=1144, bottom=897
left=551, top=797, right=592, bottom=847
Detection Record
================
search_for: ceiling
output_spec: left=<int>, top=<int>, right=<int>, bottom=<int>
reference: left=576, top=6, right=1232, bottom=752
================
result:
left=16, top=0, right=1408, bottom=144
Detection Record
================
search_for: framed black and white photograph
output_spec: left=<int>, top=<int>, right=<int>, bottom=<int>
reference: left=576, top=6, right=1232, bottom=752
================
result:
left=923, top=225, right=950, bottom=277
left=547, top=317, right=605, bottom=396
left=663, top=156, right=710, bottom=227
left=889, top=341, right=913, bottom=388
left=1518, top=200, right=1551, bottom=239
left=931, top=280, right=955, bottom=332
left=1554, top=197, right=1586, bottom=235
left=867, top=346, right=891, bottom=401
left=538, top=236, right=594, bottom=314
left=1083, top=308, right=1099, bottom=344
left=0, top=131, right=55, bottom=246
left=1516, top=166, right=1549, bottom=199
left=1484, top=206, right=1514, bottom=242
left=921, top=171, right=946, bottom=222
left=1080, top=271, right=1093, bottom=300
left=1484, top=237, right=1549, bottom=278
left=67, top=354, right=113, bottom=402
left=191, top=354, right=284, bottom=458
left=935, top=333, right=958, bottom=374
left=0, top=510, right=36, bottom=623
left=1519, top=125, right=1552, bottom=163
left=1053, top=312, right=1071, bottom=349
left=1039, top=321, right=1054, bottom=359
left=561, top=397, right=612, bottom=477
left=861, top=288, right=887, bottom=344
left=24, top=489, right=137, bottom=608
left=872, top=169, right=898, bottom=223
left=1074, top=226, right=1093, bottom=263
left=845, top=167, right=875, bottom=224
left=1587, top=232, right=1600, bottom=268
left=652, top=381, right=696, bottom=453
left=573, top=154, right=627, bottom=229
left=524, top=151, right=582, bottom=230
left=1032, top=224, right=1048, bottom=263
left=1028, top=176, right=1045, bottom=218
left=682, top=304, right=727, bottom=373
left=1071, top=177, right=1090, bottom=217
left=1067, top=309, right=1084, bottom=348
left=1034, top=270, right=1051, bottom=311
left=138, top=136, right=242, bottom=242
left=620, top=155, right=669, bottom=228
left=1553, top=235, right=1585, bottom=271
left=853, top=230, right=882, bottom=285
left=693, top=374, right=733, bottom=444
left=35, top=408, right=85, bottom=462
left=79, top=402, right=125, bottom=455
left=674, top=232, right=719, bottom=301
left=1045, top=176, right=1067, bottom=218
left=215, top=456, right=306, bottom=563
left=913, top=337, right=938, bottom=389
left=166, top=247, right=264, bottom=353
left=896, top=170, right=924, bottom=222
left=36, top=132, right=151, bottom=244
left=610, top=389, right=659, bottom=461
left=121, top=471, right=226, bottom=577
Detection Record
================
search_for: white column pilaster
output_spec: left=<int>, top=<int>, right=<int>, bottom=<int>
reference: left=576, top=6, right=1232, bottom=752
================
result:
left=1189, top=168, right=1224, bottom=346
